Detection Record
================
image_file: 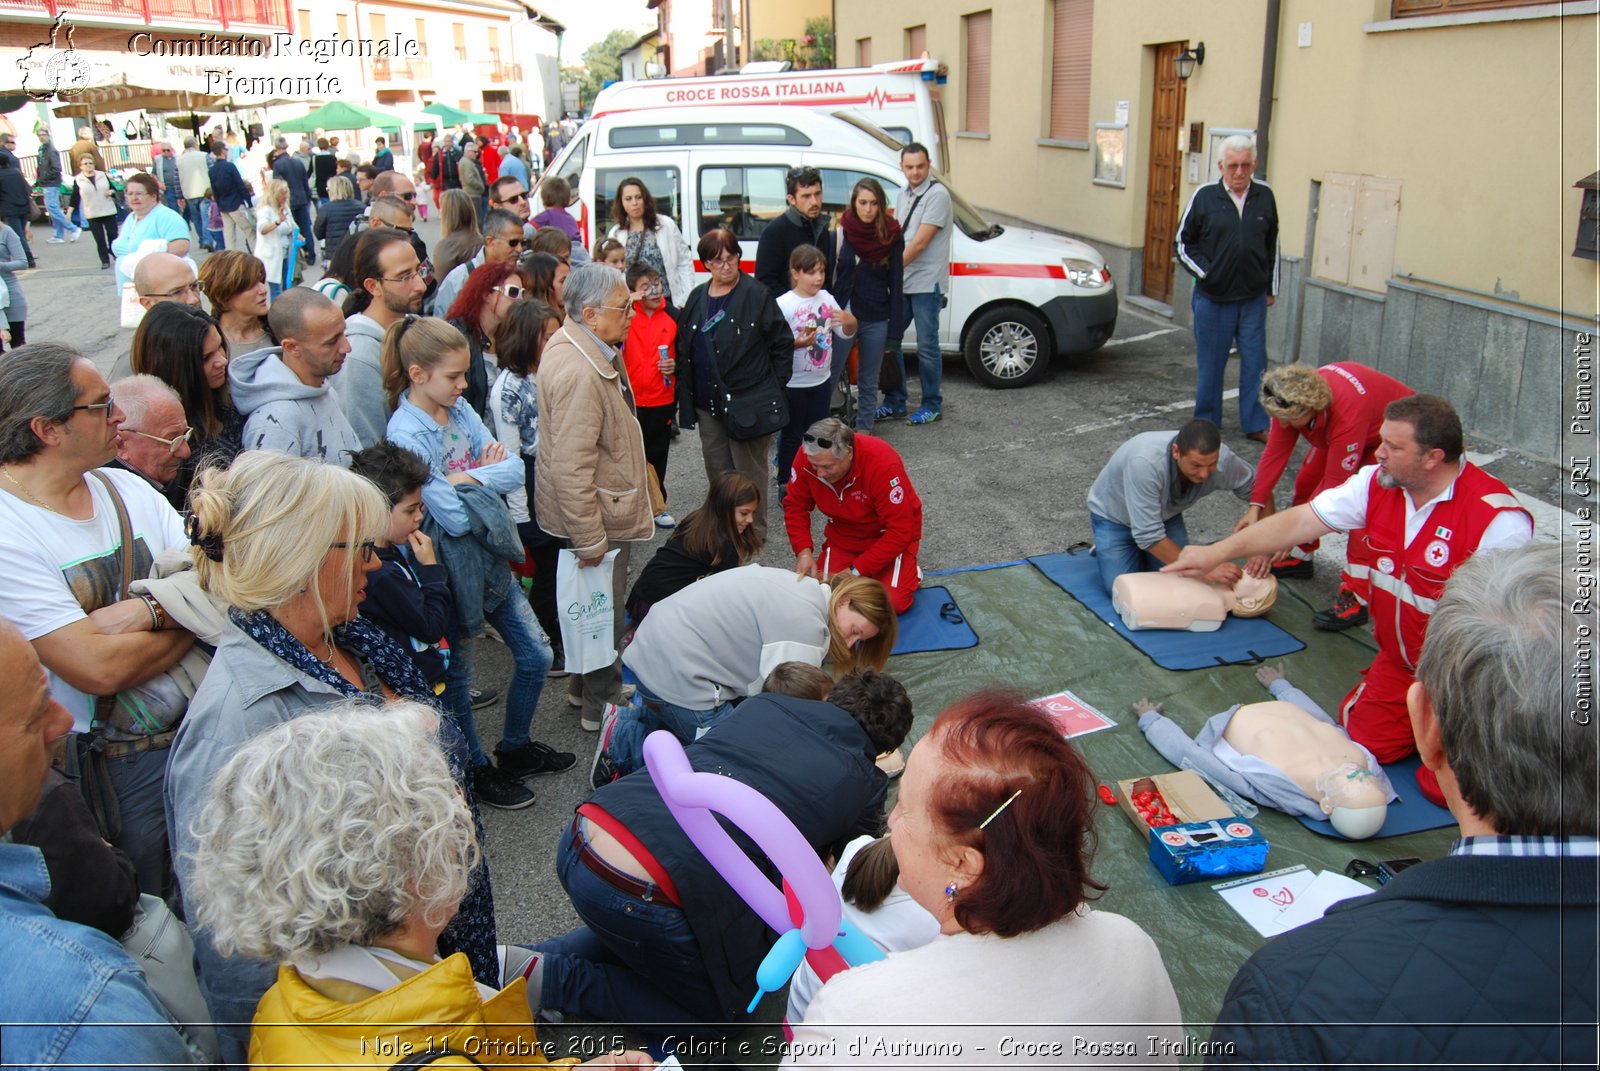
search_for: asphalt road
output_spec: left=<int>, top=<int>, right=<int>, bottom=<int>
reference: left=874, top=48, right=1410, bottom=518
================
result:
left=12, top=212, right=1573, bottom=1060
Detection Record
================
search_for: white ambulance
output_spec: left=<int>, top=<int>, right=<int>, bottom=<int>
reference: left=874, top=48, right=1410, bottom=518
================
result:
left=590, top=59, right=951, bottom=171
left=540, top=105, right=1117, bottom=388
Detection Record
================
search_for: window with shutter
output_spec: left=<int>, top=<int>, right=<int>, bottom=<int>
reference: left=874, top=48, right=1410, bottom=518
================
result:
left=857, top=37, right=872, bottom=67
left=1049, top=0, right=1092, bottom=142
left=907, top=25, right=926, bottom=59
left=964, top=11, right=991, bottom=134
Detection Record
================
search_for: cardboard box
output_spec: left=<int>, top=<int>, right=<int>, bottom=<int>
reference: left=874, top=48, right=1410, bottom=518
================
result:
left=1116, top=771, right=1235, bottom=834
left=1114, top=771, right=1269, bottom=885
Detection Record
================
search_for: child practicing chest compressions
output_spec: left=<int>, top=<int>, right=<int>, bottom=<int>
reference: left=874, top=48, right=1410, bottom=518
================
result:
left=383, top=315, right=575, bottom=811
left=621, top=261, right=679, bottom=528
left=777, top=243, right=857, bottom=487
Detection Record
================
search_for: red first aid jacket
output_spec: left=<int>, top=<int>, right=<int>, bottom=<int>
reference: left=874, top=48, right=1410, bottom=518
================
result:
left=1251, top=362, right=1415, bottom=505
left=1358, top=463, right=1528, bottom=669
left=784, top=433, right=922, bottom=580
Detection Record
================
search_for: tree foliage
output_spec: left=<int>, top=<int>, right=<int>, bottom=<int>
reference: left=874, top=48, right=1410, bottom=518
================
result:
left=572, top=27, right=641, bottom=109
left=751, top=17, right=835, bottom=70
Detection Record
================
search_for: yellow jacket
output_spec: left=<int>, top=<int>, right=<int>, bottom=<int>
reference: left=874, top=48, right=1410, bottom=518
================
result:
left=248, top=952, right=578, bottom=1069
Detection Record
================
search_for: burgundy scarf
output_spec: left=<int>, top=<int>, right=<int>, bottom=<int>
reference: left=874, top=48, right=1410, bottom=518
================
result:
left=840, top=208, right=903, bottom=266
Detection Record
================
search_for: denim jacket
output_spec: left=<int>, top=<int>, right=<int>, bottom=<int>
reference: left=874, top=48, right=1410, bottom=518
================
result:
left=0, top=843, right=195, bottom=1067
left=387, top=396, right=524, bottom=537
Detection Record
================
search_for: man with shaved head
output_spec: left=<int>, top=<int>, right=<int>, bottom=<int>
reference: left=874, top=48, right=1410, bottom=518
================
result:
left=106, top=254, right=204, bottom=381
left=228, top=288, right=358, bottom=464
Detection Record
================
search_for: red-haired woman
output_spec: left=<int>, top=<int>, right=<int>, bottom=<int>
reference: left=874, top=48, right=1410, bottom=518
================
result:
left=787, top=691, right=1183, bottom=1065
left=446, top=258, right=533, bottom=418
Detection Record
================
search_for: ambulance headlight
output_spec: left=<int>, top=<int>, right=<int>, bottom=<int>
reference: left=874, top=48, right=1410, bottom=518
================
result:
left=1064, top=259, right=1110, bottom=289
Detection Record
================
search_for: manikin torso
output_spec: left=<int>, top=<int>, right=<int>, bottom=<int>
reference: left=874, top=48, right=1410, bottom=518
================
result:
left=1222, top=701, right=1384, bottom=805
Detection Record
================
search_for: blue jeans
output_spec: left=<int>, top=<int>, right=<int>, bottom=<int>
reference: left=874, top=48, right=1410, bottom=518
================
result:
left=777, top=379, right=835, bottom=488
left=267, top=282, right=283, bottom=303
left=290, top=202, right=315, bottom=262
left=105, top=745, right=173, bottom=903
left=3, top=213, right=33, bottom=264
left=161, top=187, right=180, bottom=214
left=883, top=286, right=942, bottom=413
left=1192, top=289, right=1269, bottom=434
left=536, top=821, right=723, bottom=1026
left=852, top=318, right=889, bottom=431
left=1089, top=511, right=1189, bottom=595
left=606, top=683, right=733, bottom=777
left=444, top=592, right=552, bottom=765
left=183, top=197, right=208, bottom=245
left=42, top=187, right=76, bottom=238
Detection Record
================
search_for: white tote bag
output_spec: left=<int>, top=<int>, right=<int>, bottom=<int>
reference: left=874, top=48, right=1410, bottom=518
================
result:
left=556, top=548, right=620, bottom=675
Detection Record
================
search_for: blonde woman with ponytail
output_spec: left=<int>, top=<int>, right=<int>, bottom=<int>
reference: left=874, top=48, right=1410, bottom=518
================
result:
left=384, top=315, right=574, bottom=808
left=165, top=451, right=504, bottom=1064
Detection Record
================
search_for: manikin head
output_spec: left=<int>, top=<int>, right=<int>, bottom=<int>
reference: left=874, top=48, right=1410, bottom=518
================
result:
left=1316, top=762, right=1388, bottom=840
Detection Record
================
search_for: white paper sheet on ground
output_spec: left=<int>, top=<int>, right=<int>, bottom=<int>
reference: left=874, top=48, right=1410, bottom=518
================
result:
left=1271, top=869, right=1374, bottom=932
left=1214, top=864, right=1316, bottom=938
left=1215, top=865, right=1374, bottom=938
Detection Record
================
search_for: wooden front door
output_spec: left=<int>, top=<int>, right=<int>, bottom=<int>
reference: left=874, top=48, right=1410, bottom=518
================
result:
left=1141, top=41, right=1188, bottom=304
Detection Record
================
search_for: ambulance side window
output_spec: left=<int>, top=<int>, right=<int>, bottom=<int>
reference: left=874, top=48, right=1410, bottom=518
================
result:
left=697, top=165, right=788, bottom=242
left=595, top=167, right=684, bottom=230
left=818, top=168, right=903, bottom=231
left=550, top=133, right=587, bottom=204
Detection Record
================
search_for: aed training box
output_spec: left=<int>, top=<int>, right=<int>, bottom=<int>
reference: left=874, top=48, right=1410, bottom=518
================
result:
left=1116, top=772, right=1270, bottom=886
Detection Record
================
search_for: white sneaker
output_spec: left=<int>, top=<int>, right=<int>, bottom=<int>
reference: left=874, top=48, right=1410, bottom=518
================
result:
left=46, top=237, right=65, bottom=244
left=654, top=511, right=676, bottom=529
left=69, top=229, right=82, bottom=242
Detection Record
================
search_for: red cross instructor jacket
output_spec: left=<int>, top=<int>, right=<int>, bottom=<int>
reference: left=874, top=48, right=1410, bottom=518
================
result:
left=1358, top=463, right=1529, bottom=669
left=784, top=433, right=923, bottom=580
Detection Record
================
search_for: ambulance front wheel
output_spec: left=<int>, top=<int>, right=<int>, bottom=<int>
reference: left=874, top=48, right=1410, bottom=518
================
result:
left=964, top=305, right=1051, bottom=389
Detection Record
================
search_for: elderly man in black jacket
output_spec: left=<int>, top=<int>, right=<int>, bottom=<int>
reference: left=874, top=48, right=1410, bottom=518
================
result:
left=0, top=148, right=36, bottom=268
left=1209, top=541, right=1597, bottom=1068
left=1177, top=134, right=1278, bottom=443
left=755, top=165, right=832, bottom=300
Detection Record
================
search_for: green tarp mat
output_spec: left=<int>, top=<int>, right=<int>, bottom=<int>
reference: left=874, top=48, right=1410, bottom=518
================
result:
left=884, top=562, right=1458, bottom=1042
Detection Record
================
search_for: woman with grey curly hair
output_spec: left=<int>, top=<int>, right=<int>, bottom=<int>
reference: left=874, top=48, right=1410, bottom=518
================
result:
left=188, top=701, right=651, bottom=1069
left=165, top=451, right=502, bottom=1066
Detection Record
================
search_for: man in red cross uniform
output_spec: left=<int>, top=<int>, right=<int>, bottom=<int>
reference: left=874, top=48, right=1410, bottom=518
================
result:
left=1237, top=361, right=1415, bottom=629
left=784, top=417, right=922, bottom=613
left=1168, top=394, right=1532, bottom=805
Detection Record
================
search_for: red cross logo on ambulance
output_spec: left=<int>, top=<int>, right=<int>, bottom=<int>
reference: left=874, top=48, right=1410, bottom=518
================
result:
left=1377, top=556, right=1396, bottom=575
left=1425, top=539, right=1450, bottom=568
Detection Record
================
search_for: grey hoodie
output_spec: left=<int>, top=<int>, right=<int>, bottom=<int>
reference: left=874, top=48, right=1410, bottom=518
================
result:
left=230, top=345, right=360, bottom=465
left=328, top=313, right=390, bottom=448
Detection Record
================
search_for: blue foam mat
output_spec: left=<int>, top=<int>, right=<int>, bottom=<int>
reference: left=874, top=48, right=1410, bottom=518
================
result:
left=1296, top=755, right=1456, bottom=840
left=891, top=585, right=979, bottom=656
left=1027, top=550, right=1306, bottom=671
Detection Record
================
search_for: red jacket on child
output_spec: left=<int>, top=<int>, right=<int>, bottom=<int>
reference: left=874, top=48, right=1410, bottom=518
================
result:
left=622, top=301, right=679, bottom=409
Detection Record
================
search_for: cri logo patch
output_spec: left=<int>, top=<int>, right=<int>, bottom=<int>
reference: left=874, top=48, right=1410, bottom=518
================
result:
left=1424, top=539, right=1450, bottom=568
left=1377, top=556, right=1396, bottom=574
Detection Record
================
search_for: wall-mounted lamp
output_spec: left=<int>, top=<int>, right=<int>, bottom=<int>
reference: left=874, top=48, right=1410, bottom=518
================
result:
left=1175, top=42, right=1205, bottom=81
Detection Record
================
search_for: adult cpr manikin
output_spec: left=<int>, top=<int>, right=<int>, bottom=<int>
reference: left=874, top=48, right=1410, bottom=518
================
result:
left=1112, top=572, right=1278, bottom=632
left=1136, top=668, right=1394, bottom=839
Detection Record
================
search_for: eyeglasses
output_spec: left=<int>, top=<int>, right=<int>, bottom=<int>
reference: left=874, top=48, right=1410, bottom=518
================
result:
left=595, top=304, right=634, bottom=315
left=803, top=432, right=845, bottom=451
left=71, top=400, right=117, bottom=421
left=496, top=192, right=530, bottom=204
left=496, top=283, right=526, bottom=300
left=142, top=282, right=201, bottom=300
left=497, top=236, right=525, bottom=249
left=1343, top=858, right=1380, bottom=880
left=381, top=269, right=423, bottom=285
left=124, top=425, right=194, bottom=454
left=707, top=254, right=740, bottom=267
left=398, top=191, right=417, bottom=202
left=329, top=540, right=378, bottom=563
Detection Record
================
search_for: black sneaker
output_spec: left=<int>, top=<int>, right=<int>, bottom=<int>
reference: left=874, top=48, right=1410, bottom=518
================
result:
left=1270, top=557, right=1315, bottom=580
left=472, top=764, right=536, bottom=809
left=471, top=686, right=499, bottom=710
left=1312, top=588, right=1370, bottom=631
left=547, top=652, right=568, bottom=678
left=495, top=740, right=578, bottom=778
